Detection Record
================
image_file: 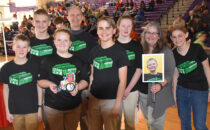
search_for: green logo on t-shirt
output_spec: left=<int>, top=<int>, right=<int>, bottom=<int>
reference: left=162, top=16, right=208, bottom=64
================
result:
left=69, top=40, right=86, bottom=52
left=93, top=56, right=113, bottom=70
left=30, top=44, right=53, bottom=56
left=177, top=61, right=197, bottom=74
left=52, top=63, right=77, bottom=76
left=126, top=50, right=135, bottom=60
left=9, top=72, right=33, bottom=86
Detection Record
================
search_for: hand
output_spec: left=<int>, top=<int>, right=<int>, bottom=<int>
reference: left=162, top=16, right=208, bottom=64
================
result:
left=151, top=84, right=161, bottom=94
left=49, top=83, right=58, bottom=94
left=70, top=83, right=78, bottom=96
left=123, top=88, right=131, bottom=100
left=38, top=107, right=42, bottom=122
left=6, top=112, right=14, bottom=123
left=111, top=104, right=121, bottom=118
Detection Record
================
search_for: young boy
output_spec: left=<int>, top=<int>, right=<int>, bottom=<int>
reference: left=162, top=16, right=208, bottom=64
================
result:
left=30, top=9, right=55, bottom=63
left=0, top=34, right=42, bottom=130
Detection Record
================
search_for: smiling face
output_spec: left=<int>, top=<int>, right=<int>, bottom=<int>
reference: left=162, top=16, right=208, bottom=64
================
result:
left=33, top=14, right=50, bottom=34
left=145, top=26, right=159, bottom=48
left=97, top=20, right=116, bottom=44
left=54, top=32, right=72, bottom=54
left=147, top=59, right=158, bottom=74
left=171, top=29, right=188, bottom=47
left=118, top=18, right=133, bottom=38
left=13, top=40, right=30, bottom=59
left=67, top=6, right=83, bottom=30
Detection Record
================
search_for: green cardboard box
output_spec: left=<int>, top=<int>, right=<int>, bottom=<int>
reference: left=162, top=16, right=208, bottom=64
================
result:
left=177, top=61, right=197, bottom=74
left=93, top=56, right=113, bottom=70
left=30, top=44, right=53, bottom=56
left=52, top=63, right=77, bottom=76
left=69, top=40, right=86, bottom=52
left=126, top=50, right=135, bottom=60
left=9, top=72, right=33, bottom=86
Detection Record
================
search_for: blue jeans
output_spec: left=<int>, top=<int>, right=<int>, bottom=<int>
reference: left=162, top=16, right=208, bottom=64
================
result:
left=176, top=85, right=208, bottom=130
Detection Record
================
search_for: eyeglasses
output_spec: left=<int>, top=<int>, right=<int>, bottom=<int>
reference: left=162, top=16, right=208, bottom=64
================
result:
left=145, top=31, right=159, bottom=36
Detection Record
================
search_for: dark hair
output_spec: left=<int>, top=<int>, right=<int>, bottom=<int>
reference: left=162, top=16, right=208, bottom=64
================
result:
left=141, top=22, right=165, bottom=54
left=53, top=29, right=72, bottom=41
left=53, top=16, right=64, bottom=25
left=13, top=34, right=30, bottom=46
left=34, top=9, right=49, bottom=19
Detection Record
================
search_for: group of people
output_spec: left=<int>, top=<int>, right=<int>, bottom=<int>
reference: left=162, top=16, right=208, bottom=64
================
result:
left=0, top=4, right=210, bottom=130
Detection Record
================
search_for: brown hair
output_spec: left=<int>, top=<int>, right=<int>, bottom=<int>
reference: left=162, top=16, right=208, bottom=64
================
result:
left=13, top=34, right=30, bottom=46
left=34, top=9, right=49, bottom=19
left=53, top=29, right=72, bottom=41
left=141, top=22, right=165, bottom=54
left=53, top=16, right=64, bottom=25
left=97, top=16, right=116, bottom=29
left=171, top=25, right=188, bottom=34
left=97, top=16, right=116, bottom=44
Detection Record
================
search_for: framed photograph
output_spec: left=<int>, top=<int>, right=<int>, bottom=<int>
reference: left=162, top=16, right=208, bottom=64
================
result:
left=142, top=54, right=164, bottom=83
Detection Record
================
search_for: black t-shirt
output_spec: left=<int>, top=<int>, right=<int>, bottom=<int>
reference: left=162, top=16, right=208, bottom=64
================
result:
left=0, top=59, right=39, bottom=114
left=173, top=43, right=208, bottom=91
left=30, top=36, right=55, bottom=63
left=144, top=73, right=163, bottom=82
left=116, top=39, right=142, bottom=92
left=39, top=53, right=89, bottom=110
left=70, top=31, right=97, bottom=63
left=89, top=44, right=129, bottom=99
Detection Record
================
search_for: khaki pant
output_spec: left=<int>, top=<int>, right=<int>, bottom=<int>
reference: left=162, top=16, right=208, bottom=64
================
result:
left=13, top=113, right=38, bottom=130
left=122, top=90, right=139, bottom=130
left=43, top=105, right=81, bottom=130
left=88, top=94, right=121, bottom=130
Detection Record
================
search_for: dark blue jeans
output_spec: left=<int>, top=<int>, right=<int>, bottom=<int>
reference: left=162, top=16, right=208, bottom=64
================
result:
left=176, top=85, right=208, bottom=130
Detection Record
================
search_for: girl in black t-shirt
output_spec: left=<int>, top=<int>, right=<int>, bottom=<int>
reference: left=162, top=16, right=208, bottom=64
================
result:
left=88, top=16, right=129, bottom=130
left=38, top=29, right=89, bottom=130
left=116, top=15, right=142, bottom=130
left=171, top=26, right=210, bottom=130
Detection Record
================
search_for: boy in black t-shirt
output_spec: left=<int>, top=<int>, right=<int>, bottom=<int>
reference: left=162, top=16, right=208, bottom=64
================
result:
left=38, top=29, right=89, bottom=130
left=88, top=16, right=129, bottom=130
left=30, top=9, right=55, bottom=63
left=1, top=34, right=42, bottom=130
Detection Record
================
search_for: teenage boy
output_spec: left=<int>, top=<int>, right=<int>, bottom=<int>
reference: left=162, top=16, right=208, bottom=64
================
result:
left=30, top=9, right=55, bottom=63
left=1, top=34, right=42, bottom=130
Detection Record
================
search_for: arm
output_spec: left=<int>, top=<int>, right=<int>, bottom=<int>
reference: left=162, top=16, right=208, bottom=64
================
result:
left=173, top=67, right=179, bottom=105
left=123, top=68, right=141, bottom=99
left=112, top=66, right=127, bottom=117
left=37, top=85, right=42, bottom=121
left=151, top=48, right=175, bottom=93
left=37, top=80, right=57, bottom=93
left=202, top=58, right=210, bottom=101
left=88, top=65, right=94, bottom=92
left=3, top=84, right=13, bottom=123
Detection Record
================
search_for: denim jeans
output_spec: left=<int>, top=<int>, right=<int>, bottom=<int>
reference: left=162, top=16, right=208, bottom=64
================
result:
left=176, top=85, right=208, bottom=130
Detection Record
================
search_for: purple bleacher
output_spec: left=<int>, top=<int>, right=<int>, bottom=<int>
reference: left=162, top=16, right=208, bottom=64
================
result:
left=183, top=0, right=203, bottom=20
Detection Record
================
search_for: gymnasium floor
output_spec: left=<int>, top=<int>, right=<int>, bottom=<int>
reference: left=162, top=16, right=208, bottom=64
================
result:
left=0, top=56, right=209, bottom=130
